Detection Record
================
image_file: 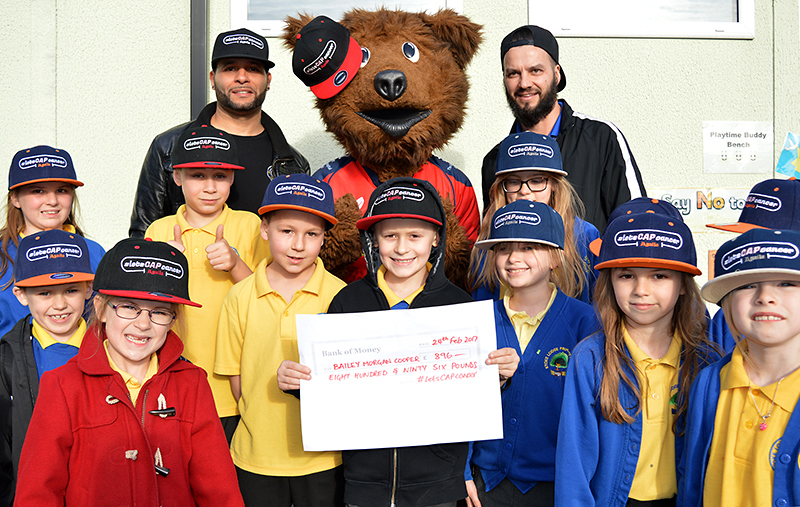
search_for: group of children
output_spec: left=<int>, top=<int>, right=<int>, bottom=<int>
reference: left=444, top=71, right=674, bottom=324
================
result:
left=0, top=125, right=798, bottom=507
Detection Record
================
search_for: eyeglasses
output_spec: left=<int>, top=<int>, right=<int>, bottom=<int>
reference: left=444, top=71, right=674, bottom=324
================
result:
left=502, top=176, right=549, bottom=193
left=107, top=302, right=176, bottom=326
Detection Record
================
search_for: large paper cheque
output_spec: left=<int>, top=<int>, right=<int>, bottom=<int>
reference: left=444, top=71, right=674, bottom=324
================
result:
left=296, top=300, right=503, bottom=451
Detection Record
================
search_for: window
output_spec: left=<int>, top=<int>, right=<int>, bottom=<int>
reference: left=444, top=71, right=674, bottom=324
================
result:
left=528, top=0, right=754, bottom=39
left=231, top=0, right=463, bottom=38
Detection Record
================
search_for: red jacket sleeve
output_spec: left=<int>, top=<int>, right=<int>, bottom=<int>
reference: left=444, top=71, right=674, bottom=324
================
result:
left=14, top=372, right=73, bottom=505
left=188, top=371, right=245, bottom=507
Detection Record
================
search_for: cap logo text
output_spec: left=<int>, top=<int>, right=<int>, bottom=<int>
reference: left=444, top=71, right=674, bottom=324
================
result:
left=721, top=241, right=799, bottom=271
left=373, top=186, right=424, bottom=206
left=121, top=256, right=184, bottom=279
left=274, top=182, right=326, bottom=201
left=614, top=229, right=683, bottom=250
left=18, top=155, right=68, bottom=170
left=304, top=40, right=336, bottom=76
left=494, top=211, right=541, bottom=229
left=26, top=244, right=83, bottom=262
left=184, top=137, right=230, bottom=151
left=222, top=34, right=264, bottom=49
left=49, top=273, right=74, bottom=280
left=507, top=143, right=554, bottom=159
left=745, top=193, right=781, bottom=212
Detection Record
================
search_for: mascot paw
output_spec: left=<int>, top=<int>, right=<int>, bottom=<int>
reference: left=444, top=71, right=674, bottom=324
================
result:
left=320, top=193, right=364, bottom=281
left=441, top=196, right=472, bottom=292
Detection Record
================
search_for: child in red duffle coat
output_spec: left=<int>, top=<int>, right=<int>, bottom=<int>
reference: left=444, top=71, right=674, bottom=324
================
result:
left=13, top=238, right=244, bottom=507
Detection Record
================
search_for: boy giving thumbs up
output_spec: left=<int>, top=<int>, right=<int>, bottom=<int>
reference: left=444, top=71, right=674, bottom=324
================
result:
left=146, top=125, right=269, bottom=442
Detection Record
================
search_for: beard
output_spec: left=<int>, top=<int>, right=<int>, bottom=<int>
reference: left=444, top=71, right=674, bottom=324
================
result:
left=215, top=85, right=267, bottom=113
left=505, top=78, right=559, bottom=130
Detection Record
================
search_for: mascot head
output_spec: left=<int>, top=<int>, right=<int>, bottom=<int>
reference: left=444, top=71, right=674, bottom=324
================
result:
left=283, top=9, right=483, bottom=179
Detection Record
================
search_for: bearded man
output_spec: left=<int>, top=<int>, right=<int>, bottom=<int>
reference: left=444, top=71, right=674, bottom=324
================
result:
left=130, top=28, right=309, bottom=237
left=480, top=25, right=645, bottom=232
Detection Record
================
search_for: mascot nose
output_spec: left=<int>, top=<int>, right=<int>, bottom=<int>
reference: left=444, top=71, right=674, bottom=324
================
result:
left=374, top=70, right=407, bottom=101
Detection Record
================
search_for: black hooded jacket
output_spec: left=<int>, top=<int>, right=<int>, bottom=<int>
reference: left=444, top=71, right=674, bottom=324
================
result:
left=0, top=316, right=38, bottom=507
left=327, top=178, right=472, bottom=507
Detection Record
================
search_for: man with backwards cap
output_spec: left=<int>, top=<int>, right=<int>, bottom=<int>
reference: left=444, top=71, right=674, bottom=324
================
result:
left=130, top=28, right=309, bottom=238
left=480, top=25, right=646, bottom=233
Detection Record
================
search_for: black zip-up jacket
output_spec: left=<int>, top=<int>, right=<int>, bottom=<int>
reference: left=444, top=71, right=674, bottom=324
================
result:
left=129, top=102, right=310, bottom=238
left=481, top=99, right=646, bottom=232
left=328, top=178, right=473, bottom=507
left=0, top=316, right=37, bottom=507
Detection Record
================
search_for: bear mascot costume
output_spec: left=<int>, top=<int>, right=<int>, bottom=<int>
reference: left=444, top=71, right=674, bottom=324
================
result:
left=282, top=9, right=482, bottom=288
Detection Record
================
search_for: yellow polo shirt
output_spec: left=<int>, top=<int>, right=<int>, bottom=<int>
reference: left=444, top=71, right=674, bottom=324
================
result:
left=32, top=319, right=86, bottom=349
left=214, top=257, right=345, bottom=476
left=703, top=347, right=800, bottom=506
left=376, top=265, right=426, bottom=307
left=146, top=204, right=268, bottom=417
left=504, top=283, right=557, bottom=353
left=624, top=328, right=681, bottom=501
left=104, top=340, right=158, bottom=406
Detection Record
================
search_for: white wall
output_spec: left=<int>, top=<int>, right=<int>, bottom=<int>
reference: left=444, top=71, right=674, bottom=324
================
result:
left=1, top=0, right=797, bottom=290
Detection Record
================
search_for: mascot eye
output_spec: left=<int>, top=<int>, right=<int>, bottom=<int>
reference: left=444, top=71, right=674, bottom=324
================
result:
left=402, top=42, right=419, bottom=63
left=360, top=47, right=371, bottom=68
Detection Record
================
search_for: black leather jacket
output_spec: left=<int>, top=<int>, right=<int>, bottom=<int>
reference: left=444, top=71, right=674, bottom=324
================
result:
left=129, top=102, right=310, bottom=238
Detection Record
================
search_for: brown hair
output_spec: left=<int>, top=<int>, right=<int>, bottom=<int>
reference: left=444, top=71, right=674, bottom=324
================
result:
left=0, top=186, right=86, bottom=290
left=594, top=269, right=720, bottom=433
left=468, top=172, right=588, bottom=298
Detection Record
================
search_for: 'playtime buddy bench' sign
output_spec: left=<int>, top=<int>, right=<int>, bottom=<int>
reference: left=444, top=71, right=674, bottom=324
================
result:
left=296, top=300, right=502, bottom=451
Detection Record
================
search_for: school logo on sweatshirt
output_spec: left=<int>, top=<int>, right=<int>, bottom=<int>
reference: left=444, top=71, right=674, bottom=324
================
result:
left=544, top=347, right=570, bottom=377
left=121, top=256, right=184, bottom=279
left=771, top=438, right=782, bottom=470
left=745, top=192, right=781, bottom=212
left=720, top=241, right=799, bottom=271
left=26, top=244, right=83, bottom=262
left=613, top=229, right=683, bottom=250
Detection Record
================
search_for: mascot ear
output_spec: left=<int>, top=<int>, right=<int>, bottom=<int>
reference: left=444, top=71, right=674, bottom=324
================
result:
left=419, top=9, right=483, bottom=69
left=282, top=13, right=316, bottom=50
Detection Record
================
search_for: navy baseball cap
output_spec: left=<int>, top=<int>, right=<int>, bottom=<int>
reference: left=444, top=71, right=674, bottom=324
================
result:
left=475, top=200, right=565, bottom=250
left=14, top=229, right=94, bottom=288
left=212, top=28, right=274, bottom=70
left=707, top=178, right=800, bottom=233
left=500, top=25, right=566, bottom=92
left=172, top=126, right=244, bottom=170
left=357, top=178, right=444, bottom=231
left=9, top=146, right=84, bottom=191
left=590, top=198, right=684, bottom=256
left=702, top=228, right=800, bottom=304
left=93, top=238, right=201, bottom=308
left=495, top=132, right=566, bottom=177
left=292, top=16, right=362, bottom=99
left=595, top=212, right=701, bottom=276
left=259, top=173, right=337, bottom=229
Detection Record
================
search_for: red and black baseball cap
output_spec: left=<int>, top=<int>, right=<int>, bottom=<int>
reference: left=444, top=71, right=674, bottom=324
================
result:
left=93, top=238, right=201, bottom=307
left=292, top=16, right=361, bottom=99
left=357, top=178, right=444, bottom=231
left=172, top=126, right=244, bottom=170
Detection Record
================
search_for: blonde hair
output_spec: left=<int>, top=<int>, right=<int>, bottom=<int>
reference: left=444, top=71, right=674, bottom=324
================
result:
left=89, top=294, right=187, bottom=342
left=594, top=269, right=720, bottom=433
left=468, top=172, right=588, bottom=298
left=0, top=186, right=86, bottom=290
